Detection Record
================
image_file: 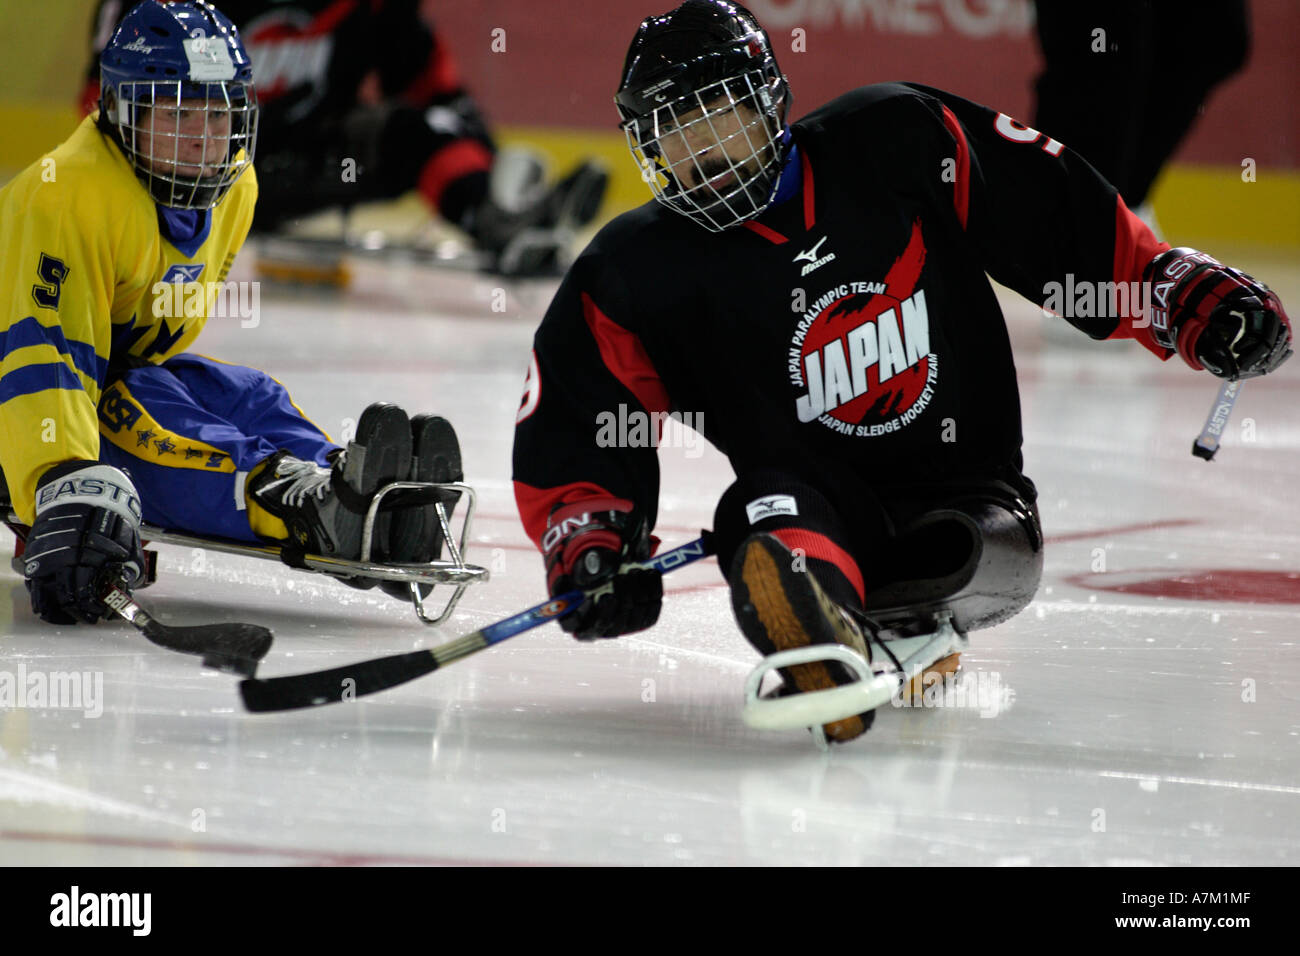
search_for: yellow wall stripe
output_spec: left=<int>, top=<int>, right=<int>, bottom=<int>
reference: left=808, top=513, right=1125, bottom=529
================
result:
left=0, top=102, right=81, bottom=179
left=1148, top=164, right=1300, bottom=249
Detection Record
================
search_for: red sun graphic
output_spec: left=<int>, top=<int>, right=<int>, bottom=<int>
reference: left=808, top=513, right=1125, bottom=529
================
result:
left=799, top=292, right=932, bottom=425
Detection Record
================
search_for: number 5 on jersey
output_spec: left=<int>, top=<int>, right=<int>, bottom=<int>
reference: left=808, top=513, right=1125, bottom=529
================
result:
left=32, top=253, right=70, bottom=311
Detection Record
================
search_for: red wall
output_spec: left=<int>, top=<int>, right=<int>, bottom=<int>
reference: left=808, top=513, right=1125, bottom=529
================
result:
left=428, top=0, right=1298, bottom=169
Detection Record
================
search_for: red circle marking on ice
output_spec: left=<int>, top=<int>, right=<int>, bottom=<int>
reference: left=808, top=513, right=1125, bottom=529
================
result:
left=1067, top=569, right=1300, bottom=605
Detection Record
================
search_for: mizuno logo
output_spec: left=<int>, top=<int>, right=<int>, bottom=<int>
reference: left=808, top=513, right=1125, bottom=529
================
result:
left=793, top=236, right=836, bottom=276
left=745, top=494, right=798, bottom=524
left=793, top=236, right=829, bottom=264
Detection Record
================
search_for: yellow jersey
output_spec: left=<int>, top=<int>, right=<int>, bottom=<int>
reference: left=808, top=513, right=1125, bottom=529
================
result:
left=0, top=114, right=257, bottom=522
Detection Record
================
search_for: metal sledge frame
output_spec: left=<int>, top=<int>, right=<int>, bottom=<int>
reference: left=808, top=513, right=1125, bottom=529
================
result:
left=256, top=233, right=490, bottom=278
left=4, top=478, right=489, bottom=627
left=742, top=613, right=967, bottom=751
left=253, top=230, right=571, bottom=283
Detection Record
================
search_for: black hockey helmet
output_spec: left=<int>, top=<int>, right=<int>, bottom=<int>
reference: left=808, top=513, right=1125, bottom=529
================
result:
left=615, top=1, right=791, bottom=232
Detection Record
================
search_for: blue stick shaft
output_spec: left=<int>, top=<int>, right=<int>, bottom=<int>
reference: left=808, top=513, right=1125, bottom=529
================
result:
left=480, top=536, right=713, bottom=648
left=241, top=536, right=716, bottom=712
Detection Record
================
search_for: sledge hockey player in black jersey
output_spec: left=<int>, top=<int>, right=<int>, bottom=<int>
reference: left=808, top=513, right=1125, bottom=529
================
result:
left=511, top=0, right=1293, bottom=743
left=83, top=0, right=609, bottom=276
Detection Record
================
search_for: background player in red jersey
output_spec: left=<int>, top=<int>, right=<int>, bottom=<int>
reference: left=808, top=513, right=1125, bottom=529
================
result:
left=83, top=0, right=609, bottom=275
left=511, top=1, right=1292, bottom=743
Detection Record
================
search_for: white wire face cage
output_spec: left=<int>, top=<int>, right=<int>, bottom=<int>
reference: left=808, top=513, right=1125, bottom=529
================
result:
left=623, top=70, right=786, bottom=232
left=108, top=80, right=258, bottom=210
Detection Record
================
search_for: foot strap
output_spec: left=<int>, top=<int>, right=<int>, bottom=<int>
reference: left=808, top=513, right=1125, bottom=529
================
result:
left=742, top=645, right=891, bottom=731
left=741, top=615, right=967, bottom=735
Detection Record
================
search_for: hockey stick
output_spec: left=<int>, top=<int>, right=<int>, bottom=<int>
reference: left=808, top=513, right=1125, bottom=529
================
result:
left=101, top=580, right=274, bottom=678
left=1192, top=379, right=1242, bottom=460
left=4, top=508, right=273, bottom=677
left=240, top=535, right=715, bottom=713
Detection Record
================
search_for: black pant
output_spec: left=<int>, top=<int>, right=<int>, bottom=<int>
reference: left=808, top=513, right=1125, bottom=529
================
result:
left=712, top=466, right=1042, bottom=631
left=1033, top=0, right=1249, bottom=207
left=253, top=96, right=494, bottom=231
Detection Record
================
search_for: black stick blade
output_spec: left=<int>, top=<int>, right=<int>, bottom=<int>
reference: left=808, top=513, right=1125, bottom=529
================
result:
left=240, top=649, right=439, bottom=712
left=202, top=652, right=261, bottom=679
left=101, top=582, right=272, bottom=673
left=141, top=620, right=273, bottom=669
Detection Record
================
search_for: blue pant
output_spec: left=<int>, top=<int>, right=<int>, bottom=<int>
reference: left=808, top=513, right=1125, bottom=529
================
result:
left=97, top=354, right=336, bottom=541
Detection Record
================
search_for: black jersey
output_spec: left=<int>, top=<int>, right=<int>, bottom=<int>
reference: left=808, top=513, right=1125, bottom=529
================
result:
left=513, top=83, right=1171, bottom=549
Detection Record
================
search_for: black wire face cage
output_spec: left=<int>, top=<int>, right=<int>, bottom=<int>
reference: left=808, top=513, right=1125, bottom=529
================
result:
left=623, top=69, right=786, bottom=232
left=109, top=80, right=258, bottom=210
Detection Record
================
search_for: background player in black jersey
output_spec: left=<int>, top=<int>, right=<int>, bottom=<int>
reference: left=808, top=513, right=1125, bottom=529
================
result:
left=83, top=0, right=609, bottom=275
left=1032, top=0, right=1250, bottom=221
left=511, top=1, right=1292, bottom=743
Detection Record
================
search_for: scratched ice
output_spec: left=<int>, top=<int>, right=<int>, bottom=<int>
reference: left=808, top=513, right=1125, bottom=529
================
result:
left=2, top=249, right=1297, bottom=865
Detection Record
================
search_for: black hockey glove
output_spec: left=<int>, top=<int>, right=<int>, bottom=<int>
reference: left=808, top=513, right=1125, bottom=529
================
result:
left=1145, top=247, right=1293, bottom=380
left=543, top=497, right=662, bottom=640
left=23, top=462, right=146, bottom=625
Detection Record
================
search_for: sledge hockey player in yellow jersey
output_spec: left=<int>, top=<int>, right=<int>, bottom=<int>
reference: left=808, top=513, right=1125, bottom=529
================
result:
left=0, top=1, right=463, bottom=625
left=0, top=79, right=257, bottom=517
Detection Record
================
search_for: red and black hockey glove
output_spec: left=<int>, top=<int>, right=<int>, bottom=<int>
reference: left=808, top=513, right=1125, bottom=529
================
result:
left=1145, top=247, right=1292, bottom=380
left=543, top=497, right=662, bottom=640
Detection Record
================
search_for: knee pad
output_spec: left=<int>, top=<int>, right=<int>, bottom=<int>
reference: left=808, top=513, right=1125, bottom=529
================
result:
left=713, top=470, right=867, bottom=608
left=864, top=499, right=1043, bottom=636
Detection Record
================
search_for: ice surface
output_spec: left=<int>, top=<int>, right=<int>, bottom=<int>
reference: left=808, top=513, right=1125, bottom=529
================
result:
left=2, top=250, right=1297, bottom=866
